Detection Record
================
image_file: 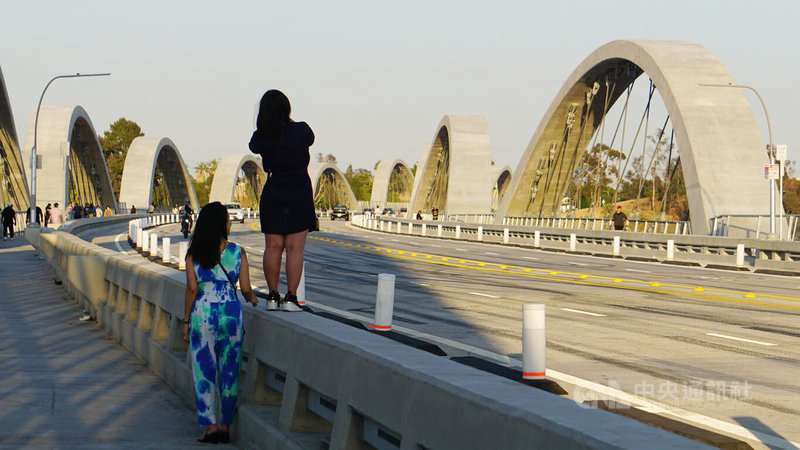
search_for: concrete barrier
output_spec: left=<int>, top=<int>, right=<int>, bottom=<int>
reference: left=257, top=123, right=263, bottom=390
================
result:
left=32, top=225, right=705, bottom=449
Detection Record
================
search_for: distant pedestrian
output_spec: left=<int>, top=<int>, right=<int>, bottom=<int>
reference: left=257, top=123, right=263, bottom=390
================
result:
left=612, top=205, right=628, bottom=231
left=432, top=206, right=439, bottom=221
left=73, top=204, right=83, bottom=220
left=66, top=202, right=74, bottom=220
left=2, top=203, right=16, bottom=240
left=45, top=203, right=52, bottom=227
left=25, top=205, right=43, bottom=225
left=50, top=203, right=63, bottom=225
left=130, top=205, right=136, bottom=214
left=104, top=205, right=113, bottom=217
left=416, top=210, right=422, bottom=220
left=182, top=202, right=258, bottom=443
left=148, top=203, right=155, bottom=214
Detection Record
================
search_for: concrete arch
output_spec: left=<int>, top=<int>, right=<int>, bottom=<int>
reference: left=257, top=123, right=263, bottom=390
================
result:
left=22, top=105, right=116, bottom=211
left=0, top=66, right=28, bottom=209
left=496, top=40, right=774, bottom=235
left=408, top=115, right=493, bottom=215
left=488, top=165, right=512, bottom=213
left=370, top=158, right=414, bottom=207
left=209, top=154, right=267, bottom=208
left=308, top=162, right=358, bottom=209
left=119, top=137, right=198, bottom=211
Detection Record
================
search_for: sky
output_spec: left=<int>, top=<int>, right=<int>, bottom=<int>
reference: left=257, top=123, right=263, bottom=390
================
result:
left=2, top=0, right=798, bottom=177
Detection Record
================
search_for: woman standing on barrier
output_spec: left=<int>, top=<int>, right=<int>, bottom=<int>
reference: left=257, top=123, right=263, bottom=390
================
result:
left=249, top=89, right=316, bottom=312
left=182, top=202, right=259, bottom=443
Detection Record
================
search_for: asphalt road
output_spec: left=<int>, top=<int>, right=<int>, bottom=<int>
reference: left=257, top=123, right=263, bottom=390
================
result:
left=84, top=218, right=800, bottom=449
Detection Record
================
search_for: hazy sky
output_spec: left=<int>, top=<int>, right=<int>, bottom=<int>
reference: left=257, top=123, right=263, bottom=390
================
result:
left=2, top=0, right=798, bottom=176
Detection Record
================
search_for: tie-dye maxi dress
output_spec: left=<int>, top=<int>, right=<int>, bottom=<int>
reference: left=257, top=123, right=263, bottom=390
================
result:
left=188, top=242, right=244, bottom=426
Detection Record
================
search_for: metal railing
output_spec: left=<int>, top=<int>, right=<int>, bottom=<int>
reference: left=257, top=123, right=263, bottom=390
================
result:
left=709, top=214, right=800, bottom=240
left=443, top=214, right=691, bottom=235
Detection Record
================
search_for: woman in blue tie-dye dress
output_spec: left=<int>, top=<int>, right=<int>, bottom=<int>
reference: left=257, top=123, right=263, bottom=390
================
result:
left=182, top=202, right=258, bottom=443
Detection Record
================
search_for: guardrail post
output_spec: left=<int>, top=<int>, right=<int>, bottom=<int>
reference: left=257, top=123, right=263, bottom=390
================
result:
left=379, top=221, right=385, bottom=231
left=667, top=239, right=675, bottom=261
left=477, top=226, right=483, bottom=241
left=408, top=223, right=413, bottom=235
left=387, top=221, right=393, bottom=232
left=397, top=222, right=402, bottom=233
left=569, top=233, right=576, bottom=252
left=437, top=224, right=442, bottom=237
left=613, top=236, right=620, bottom=256
left=422, top=223, right=427, bottom=236
left=522, top=303, right=546, bottom=380
left=370, top=273, right=395, bottom=331
left=503, top=228, right=509, bottom=244
left=178, top=242, right=188, bottom=270
left=162, top=237, right=171, bottom=263
left=150, top=233, right=158, bottom=257
left=455, top=225, right=461, bottom=239
left=142, top=230, right=150, bottom=253
left=136, top=228, right=143, bottom=249
left=534, top=230, right=540, bottom=247
left=736, top=244, right=745, bottom=267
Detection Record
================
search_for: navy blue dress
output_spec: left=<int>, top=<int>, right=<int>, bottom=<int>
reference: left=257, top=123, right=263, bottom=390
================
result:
left=249, top=121, right=317, bottom=235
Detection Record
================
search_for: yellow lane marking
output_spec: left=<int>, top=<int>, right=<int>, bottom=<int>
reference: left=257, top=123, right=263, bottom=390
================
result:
left=305, top=235, right=800, bottom=310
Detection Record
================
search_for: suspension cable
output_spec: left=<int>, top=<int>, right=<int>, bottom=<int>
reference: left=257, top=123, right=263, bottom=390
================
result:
left=611, top=79, right=655, bottom=210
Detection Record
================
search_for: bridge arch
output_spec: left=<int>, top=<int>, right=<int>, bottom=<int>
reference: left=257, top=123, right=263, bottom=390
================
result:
left=408, top=115, right=493, bottom=216
left=0, top=67, right=28, bottom=209
left=22, top=105, right=116, bottom=211
left=119, top=137, right=198, bottom=212
left=308, top=162, right=358, bottom=209
left=496, top=40, right=774, bottom=235
left=209, top=154, right=267, bottom=208
left=489, top=166, right=512, bottom=213
left=370, top=158, right=414, bottom=207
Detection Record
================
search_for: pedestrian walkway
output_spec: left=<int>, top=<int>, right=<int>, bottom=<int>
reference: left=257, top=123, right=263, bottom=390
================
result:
left=0, top=237, right=224, bottom=448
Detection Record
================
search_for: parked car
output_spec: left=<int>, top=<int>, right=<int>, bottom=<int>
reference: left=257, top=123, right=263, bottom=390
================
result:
left=382, top=207, right=395, bottom=216
left=224, top=203, right=245, bottom=223
left=331, top=204, right=350, bottom=220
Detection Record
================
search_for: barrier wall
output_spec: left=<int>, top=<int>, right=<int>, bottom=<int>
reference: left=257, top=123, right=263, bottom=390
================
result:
left=29, top=226, right=704, bottom=449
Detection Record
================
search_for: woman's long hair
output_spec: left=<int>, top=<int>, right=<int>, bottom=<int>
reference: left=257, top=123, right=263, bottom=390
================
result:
left=256, top=90, right=291, bottom=138
left=186, top=202, right=228, bottom=269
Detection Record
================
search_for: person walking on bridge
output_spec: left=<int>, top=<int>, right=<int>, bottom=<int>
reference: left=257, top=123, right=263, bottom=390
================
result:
left=249, top=89, right=315, bottom=312
left=182, top=202, right=258, bottom=443
left=612, top=205, right=628, bottom=231
left=2, top=203, right=16, bottom=240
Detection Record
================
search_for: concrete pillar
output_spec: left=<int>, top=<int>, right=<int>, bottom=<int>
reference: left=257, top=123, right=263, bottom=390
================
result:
left=613, top=236, right=620, bottom=256
left=455, top=225, right=461, bottom=239
left=569, top=233, right=576, bottom=251
left=477, top=226, right=483, bottom=241
left=522, top=303, right=545, bottom=380
left=437, top=224, right=442, bottom=237
left=178, top=242, right=188, bottom=270
left=534, top=230, right=540, bottom=248
left=667, top=240, right=675, bottom=261
left=142, top=230, right=150, bottom=253
left=422, top=223, right=427, bottom=236
left=150, top=233, right=158, bottom=257
left=503, top=228, right=509, bottom=244
left=736, top=244, right=745, bottom=267
left=370, top=273, right=395, bottom=331
left=162, top=237, right=171, bottom=263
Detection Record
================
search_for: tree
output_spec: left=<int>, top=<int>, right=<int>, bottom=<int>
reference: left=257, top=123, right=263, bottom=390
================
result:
left=316, top=153, right=337, bottom=164
left=192, top=159, right=218, bottom=206
left=98, top=118, right=144, bottom=199
left=344, top=165, right=373, bottom=201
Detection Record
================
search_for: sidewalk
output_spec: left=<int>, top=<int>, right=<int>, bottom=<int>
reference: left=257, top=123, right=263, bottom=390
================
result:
left=0, top=237, right=220, bottom=448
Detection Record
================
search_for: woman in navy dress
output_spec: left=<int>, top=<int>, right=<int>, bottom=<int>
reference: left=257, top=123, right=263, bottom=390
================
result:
left=249, top=90, right=315, bottom=312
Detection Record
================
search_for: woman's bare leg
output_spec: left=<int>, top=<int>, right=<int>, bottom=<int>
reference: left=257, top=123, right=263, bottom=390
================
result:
left=264, top=234, right=285, bottom=291
left=284, top=230, right=308, bottom=295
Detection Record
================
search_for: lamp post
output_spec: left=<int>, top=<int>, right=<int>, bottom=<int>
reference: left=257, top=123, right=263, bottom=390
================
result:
left=28, top=72, right=111, bottom=226
left=699, top=82, right=777, bottom=238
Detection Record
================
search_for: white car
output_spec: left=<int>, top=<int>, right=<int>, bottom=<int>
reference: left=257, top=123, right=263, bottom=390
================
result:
left=224, top=203, right=245, bottom=223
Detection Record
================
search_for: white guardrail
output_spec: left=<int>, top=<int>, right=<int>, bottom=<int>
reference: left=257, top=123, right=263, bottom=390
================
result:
left=352, top=214, right=800, bottom=274
left=19, top=217, right=706, bottom=449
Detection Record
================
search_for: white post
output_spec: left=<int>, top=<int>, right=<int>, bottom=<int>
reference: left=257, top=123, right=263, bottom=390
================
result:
left=569, top=233, right=576, bottom=252
left=736, top=243, right=745, bottom=267
left=380, top=221, right=385, bottom=231
left=503, top=228, right=509, bottom=244
left=387, top=221, right=393, bottom=232
left=397, top=222, right=402, bottom=233
left=534, top=230, right=540, bottom=247
left=408, top=222, right=413, bottom=235
left=150, top=233, right=158, bottom=257
left=613, top=236, right=621, bottom=256
left=162, top=237, right=171, bottom=263
left=297, top=262, right=306, bottom=305
left=370, top=273, right=395, bottom=331
left=667, top=239, right=675, bottom=261
left=136, top=228, right=143, bottom=249
left=422, top=223, right=427, bottom=236
left=178, top=242, right=188, bottom=270
left=522, top=303, right=546, bottom=380
left=142, top=230, right=150, bottom=252
left=455, top=225, right=461, bottom=239
left=437, top=224, right=442, bottom=237
left=477, top=226, right=483, bottom=241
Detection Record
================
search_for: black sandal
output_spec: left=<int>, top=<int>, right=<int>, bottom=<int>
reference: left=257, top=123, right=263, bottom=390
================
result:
left=197, top=431, right=220, bottom=443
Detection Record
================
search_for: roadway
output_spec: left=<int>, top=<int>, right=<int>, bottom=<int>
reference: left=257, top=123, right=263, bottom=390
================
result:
left=84, top=218, right=800, bottom=449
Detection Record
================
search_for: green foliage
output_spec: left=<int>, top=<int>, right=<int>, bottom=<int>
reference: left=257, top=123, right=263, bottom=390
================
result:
left=192, top=160, right=218, bottom=207
left=98, top=118, right=144, bottom=199
left=345, top=164, right=373, bottom=201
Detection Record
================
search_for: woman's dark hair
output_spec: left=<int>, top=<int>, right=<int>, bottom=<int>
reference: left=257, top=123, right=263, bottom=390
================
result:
left=186, top=202, right=229, bottom=269
left=256, top=89, right=291, bottom=137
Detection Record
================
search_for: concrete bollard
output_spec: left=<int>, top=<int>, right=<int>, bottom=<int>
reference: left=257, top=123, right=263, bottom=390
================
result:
left=522, top=303, right=546, bottom=380
left=613, top=236, right=620, bottom=256
left=370, top=273, right=395, bottom=331
left=150, top=233, right=158, bottom=257
left=455, top=225, right=461, bottom=239
left=422, top=223, right=427, bottom=236
left=297, top=262, right=306, bottom=305
left=667, top=240, right=675, bottom=261
left=408, top=223, right=413, bottom=235
left=569, top=233, right=576, bottom=251
left=534, top=230, right=540, bottom=247
left=397, top=222, right=402, bottom=233
left=178, top=242, right=188, bottom=270
left=503, top=228, right=509, bottom=244
left=736, top=243, right=745, bottom=267
left=438, top=224, right=442, bottom=237
left=142, top=231, right=150, bottom=253
left=136, top=228, right=144, bottom=249
left=478, top=226, right=483, bottom=241
left=388, top=222, right=393, bottom=232
left=380, top=221, right=385, bottom=231
left=162, top=237, right=171, bottom=263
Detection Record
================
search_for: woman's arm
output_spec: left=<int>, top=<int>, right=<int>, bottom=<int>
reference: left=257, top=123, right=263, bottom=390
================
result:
left=238, top=247, right=258, bottom=307
left=183, top=255, right=198, bottom=342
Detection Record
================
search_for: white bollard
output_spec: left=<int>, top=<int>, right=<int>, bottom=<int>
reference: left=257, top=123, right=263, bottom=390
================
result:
left=397, top=222, right=402, bottom=233
left=478, top=226, right=483, bottom=241
left=388, top=222, right=393, bottom=232
left=380, top=221, right=385, bottom=231
left=736, top=243, right=745, bottom=267
left=422, top=223, right=427, bottom=236
left=297, top=262, right=306, bottom=305
left=162, top=237, right=171, bottom=263
left=569, top=233, right=577, bottom=251
left=534, top=230, right=540, bottom=247
left=438, top=224, right=442, bottom=237
left=370, top=273, right=395, bottom=331
left=455, top=225, right=461, bottom=239
left=522, top=303, right=546, bottom=380
left=667, top=239, right=675, bottom=261
left=503, top=228, right=509, bottom=244
left=178, top=242, right=188, bottom=270
left=136, top=228, right=144, bottom=249
left=150, top=233, right=158, bottom=257
left=408, top=223, right=413, bottom=235
left=613, top=236, right=621, bottom=256
left=142, top=230, right=150, bottom=252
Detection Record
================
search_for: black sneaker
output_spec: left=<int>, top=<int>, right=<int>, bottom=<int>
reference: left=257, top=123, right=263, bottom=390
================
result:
left=281, top=293, right=302, bottom=312
left=265, top=290, right=281, bottom=311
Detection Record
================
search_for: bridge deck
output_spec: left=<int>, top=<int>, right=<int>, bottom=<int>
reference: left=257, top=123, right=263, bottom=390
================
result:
left=0, top=238, right=224, bottom=448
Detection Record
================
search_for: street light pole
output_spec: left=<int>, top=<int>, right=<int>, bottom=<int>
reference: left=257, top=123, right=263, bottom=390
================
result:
left=28, top=72, right=111, bottom=226
left=699, top=82, right=777, bottom=237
